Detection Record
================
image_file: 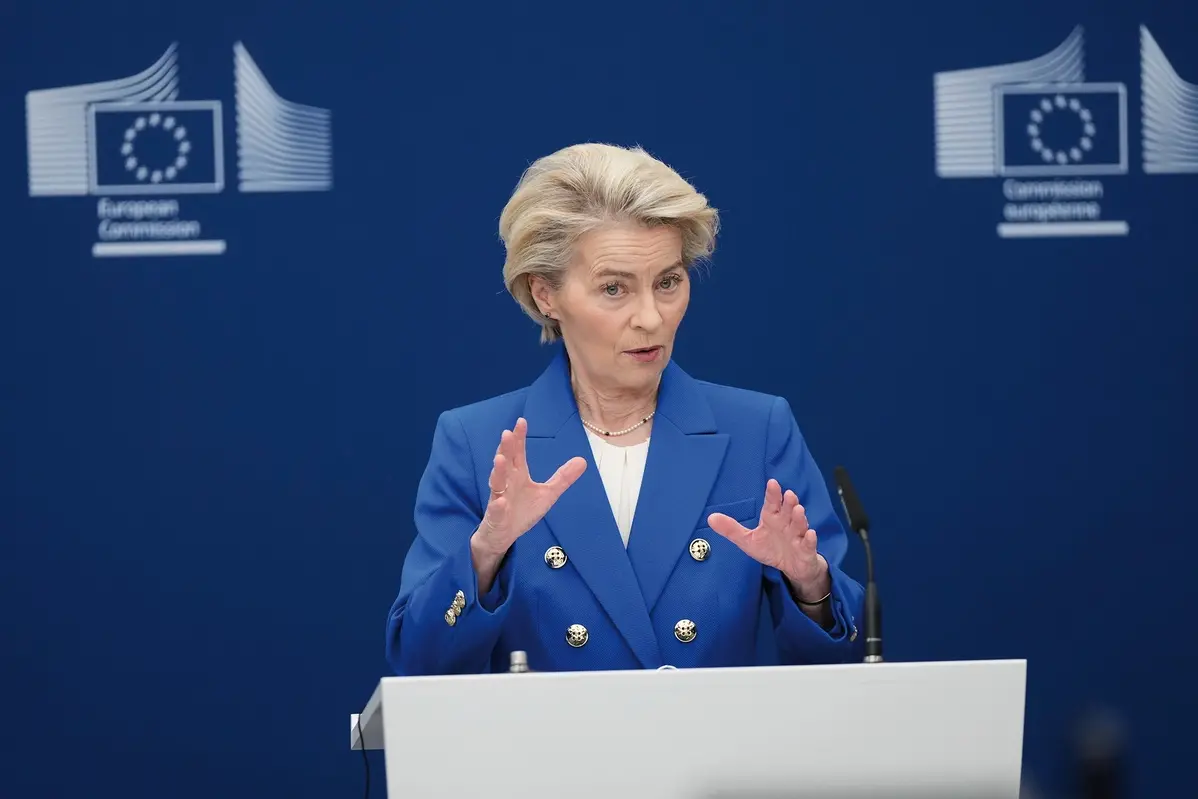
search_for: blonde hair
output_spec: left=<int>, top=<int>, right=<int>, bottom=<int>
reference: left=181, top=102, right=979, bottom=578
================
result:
left=499, top=143, right=720, bottom=343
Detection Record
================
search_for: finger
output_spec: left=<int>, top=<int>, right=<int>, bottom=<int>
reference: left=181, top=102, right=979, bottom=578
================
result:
left=499, top=427, right=529, bottom=478
left=782, top=490, right=799, bottom=518
left=708, top=512, right=750, bottom=542
left=497, top=427, right=515, bottom=464
left=489, top=452, right=510, bottom=497
left=764, top=479, right=783, bottom=515
left=511, top=417, right=528, bottom=471
left=798, top=525, right=818, bottom=551
left=787, top=498, right=809, bottom=532
left=544, top=456, right=587, bottom=497
left=788, top=521, right=818, bottom=558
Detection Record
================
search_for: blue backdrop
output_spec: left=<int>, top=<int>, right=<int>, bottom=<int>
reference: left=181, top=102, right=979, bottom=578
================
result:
left=3, top=1, right=1195, bottom=796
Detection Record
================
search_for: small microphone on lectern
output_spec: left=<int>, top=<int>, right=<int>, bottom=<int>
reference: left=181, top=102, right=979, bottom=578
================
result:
left=833, top=466, right=882, bottom=664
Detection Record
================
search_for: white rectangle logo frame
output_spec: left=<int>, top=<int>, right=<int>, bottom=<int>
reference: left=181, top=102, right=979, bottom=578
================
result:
left=993, top=82, right=1128, bottom=177
left=87, top=100, right=225, bottom=195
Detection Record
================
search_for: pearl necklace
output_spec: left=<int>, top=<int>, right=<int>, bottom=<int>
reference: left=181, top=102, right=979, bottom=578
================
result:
left=581, top=410, right=656, bottom=437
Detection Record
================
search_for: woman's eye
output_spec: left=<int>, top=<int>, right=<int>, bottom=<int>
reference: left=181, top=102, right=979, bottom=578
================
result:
left=602, top=283, right=622, bottom=296
left=659, top=274, right=682, bottom=290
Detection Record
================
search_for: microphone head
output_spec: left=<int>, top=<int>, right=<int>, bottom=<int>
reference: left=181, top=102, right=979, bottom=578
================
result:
left=1073, top=707, right=1126, bottom=799
left=833, top=465, right=870, bottom=534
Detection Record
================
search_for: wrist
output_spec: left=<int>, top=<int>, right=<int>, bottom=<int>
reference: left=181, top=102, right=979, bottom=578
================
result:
left=784, top=555, right=830, bottom=603
left=470, top=529, right=508, bottom=596
left=470, top=529, right=508, bottom=569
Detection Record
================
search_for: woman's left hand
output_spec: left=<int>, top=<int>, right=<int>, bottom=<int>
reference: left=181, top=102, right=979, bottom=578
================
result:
left=707, top=479, right=830, bottom=602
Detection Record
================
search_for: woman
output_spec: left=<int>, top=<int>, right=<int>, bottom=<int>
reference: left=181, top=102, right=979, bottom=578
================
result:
left=385, top=143, right=865, bottom=675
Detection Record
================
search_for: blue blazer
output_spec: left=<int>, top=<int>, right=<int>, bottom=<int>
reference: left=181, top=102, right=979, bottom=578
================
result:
left=385, top=347, right=866, bottom=674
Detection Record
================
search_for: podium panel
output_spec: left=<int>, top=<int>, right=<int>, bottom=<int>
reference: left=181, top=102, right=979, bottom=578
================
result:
left=352, top=659, right=1026, bottom=799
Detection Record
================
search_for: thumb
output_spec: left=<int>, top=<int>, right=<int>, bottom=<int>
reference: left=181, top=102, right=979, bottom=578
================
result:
left=708, top=512, right=750, bottom=541
left=545, top=456, right=587, bottom=498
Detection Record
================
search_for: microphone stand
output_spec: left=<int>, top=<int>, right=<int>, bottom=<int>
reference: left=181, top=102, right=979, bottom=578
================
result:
left=834, top=466, right=883, bottom=664
left=856, top=525, right=883, bottom=664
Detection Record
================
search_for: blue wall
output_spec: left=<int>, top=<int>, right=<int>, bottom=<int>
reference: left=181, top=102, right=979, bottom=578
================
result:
left=3, top=1, right=1195, bottom=796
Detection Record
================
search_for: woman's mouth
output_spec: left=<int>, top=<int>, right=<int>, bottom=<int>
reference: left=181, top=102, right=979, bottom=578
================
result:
left=624, top=346, right=663, bottom=363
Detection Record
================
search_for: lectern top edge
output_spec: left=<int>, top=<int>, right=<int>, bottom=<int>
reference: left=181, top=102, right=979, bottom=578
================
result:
left=373, top=657, right=1026, bottom=685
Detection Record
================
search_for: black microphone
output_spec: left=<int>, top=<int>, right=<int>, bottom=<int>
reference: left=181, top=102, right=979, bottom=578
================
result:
left=833, top=466, right=882, bottom=664
left=1073, top=707, right=1126, bottom=799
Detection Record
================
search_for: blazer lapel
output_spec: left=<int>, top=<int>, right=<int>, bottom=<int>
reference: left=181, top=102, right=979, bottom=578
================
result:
left=626, top=361, right=728, bottom=613
left=523, top=348, right=662, bottom=669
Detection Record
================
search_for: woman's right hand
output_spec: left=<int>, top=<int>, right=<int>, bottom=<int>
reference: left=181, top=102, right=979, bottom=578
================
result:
left=470, top=417, right=587, bottom=590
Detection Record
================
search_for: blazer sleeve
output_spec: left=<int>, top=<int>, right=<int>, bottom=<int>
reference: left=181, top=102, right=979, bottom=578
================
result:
left=761, top=395, right=867, bottom=664
left=384, top=411, right=516, bottom=675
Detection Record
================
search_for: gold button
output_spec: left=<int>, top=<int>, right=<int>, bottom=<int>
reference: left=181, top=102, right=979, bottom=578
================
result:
left=688, top=538, right=710, bottom=561
left=452, top=590, right=466, bottom=611
left=444, top=610, right=457, bottom=627
left=544, top=546, right=568, bottom=569
left=566, top=623, right=589, bottom=647
left=850, top=625, right=858, bottom=642
left=674, top=619, right=697, bottom=643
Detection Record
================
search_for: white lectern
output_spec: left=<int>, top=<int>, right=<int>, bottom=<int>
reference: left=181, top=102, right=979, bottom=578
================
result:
left=351, top=659, right=1026, bottom=798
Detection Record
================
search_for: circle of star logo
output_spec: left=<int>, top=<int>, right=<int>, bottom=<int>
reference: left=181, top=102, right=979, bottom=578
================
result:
left=1026, top=94, right=1097, bottom=166
left=120, top=112, right=193, bottom=184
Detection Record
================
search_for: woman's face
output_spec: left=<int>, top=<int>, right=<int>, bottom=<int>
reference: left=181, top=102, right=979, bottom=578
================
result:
left=532, top=221, right=689, bottom=395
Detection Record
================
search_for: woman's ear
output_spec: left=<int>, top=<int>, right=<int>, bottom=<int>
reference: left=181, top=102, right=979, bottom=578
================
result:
left=528, top=275, right=555, bottom=318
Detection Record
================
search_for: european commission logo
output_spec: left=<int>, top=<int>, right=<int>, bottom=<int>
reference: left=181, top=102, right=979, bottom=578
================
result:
left=933, top=25, right=1195, bottom=239
left=25, top=42, right=332, bottom=258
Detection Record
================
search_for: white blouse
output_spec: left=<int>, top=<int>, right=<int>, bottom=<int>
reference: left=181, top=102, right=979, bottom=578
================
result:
left=584, top=429, right=649, bottom=547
